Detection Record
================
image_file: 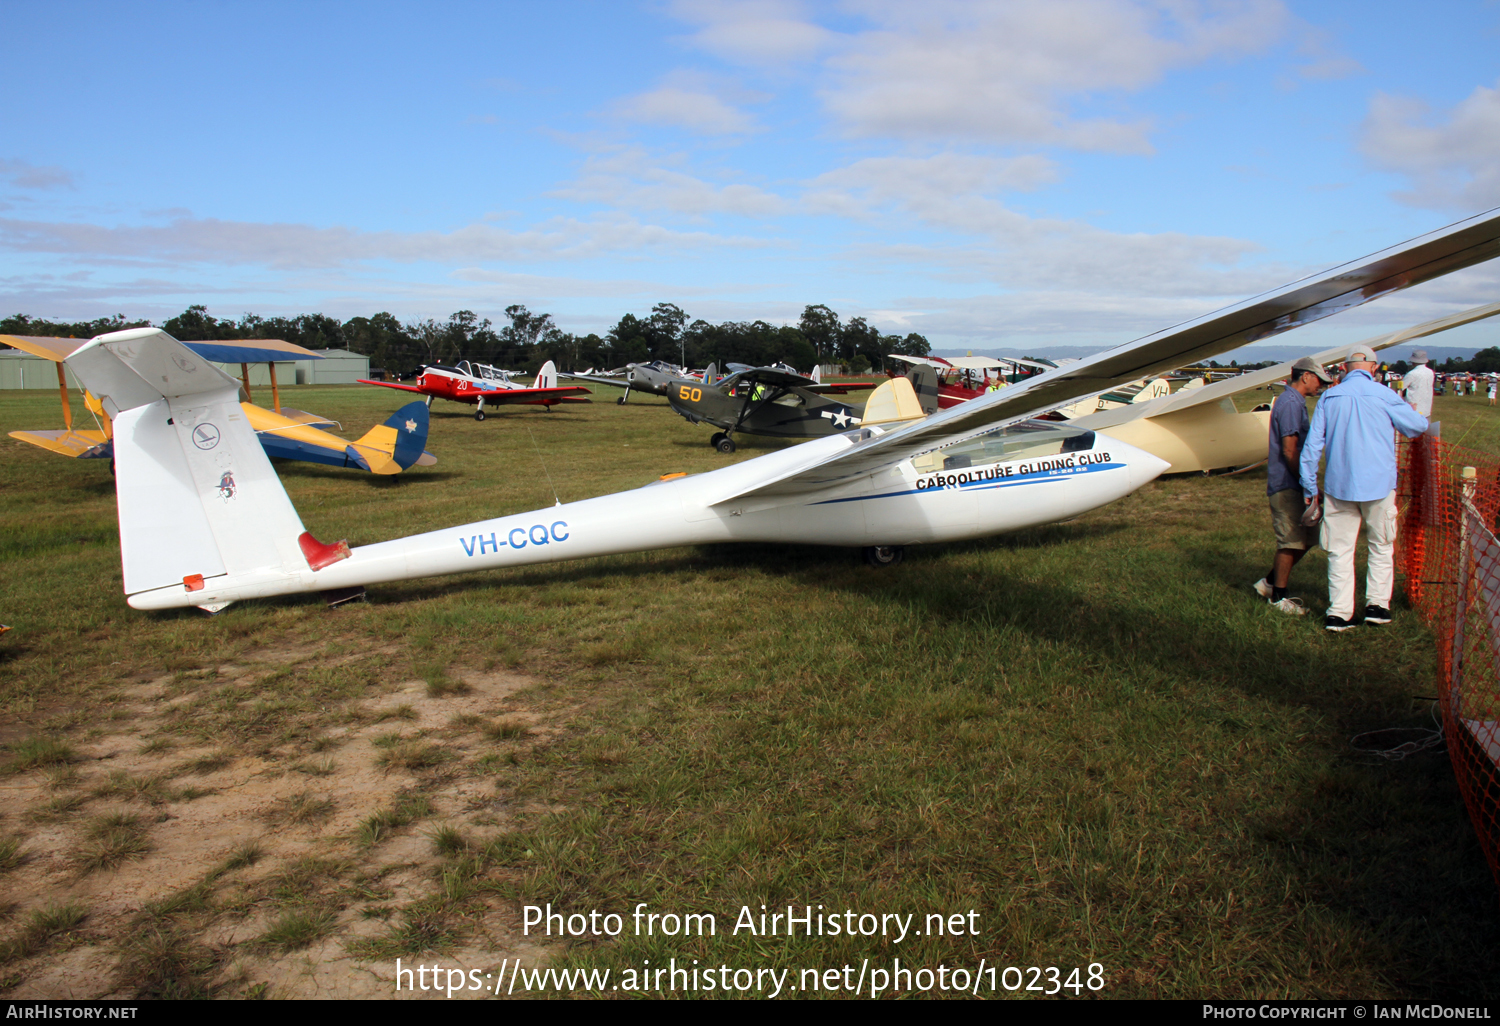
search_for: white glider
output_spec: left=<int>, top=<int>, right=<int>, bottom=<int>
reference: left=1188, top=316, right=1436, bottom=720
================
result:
left=63, top=207, right=1500, bottom=612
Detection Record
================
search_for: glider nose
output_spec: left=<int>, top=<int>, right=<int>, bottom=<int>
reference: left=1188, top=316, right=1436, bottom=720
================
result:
left=1093, top=432, right=1170, bottom=491
left=1122, top=439, right=1171, bottom=491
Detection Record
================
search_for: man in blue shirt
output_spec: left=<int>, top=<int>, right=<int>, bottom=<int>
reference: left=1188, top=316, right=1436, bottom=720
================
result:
left=1299, top=345, right=1430, bottom=631
left=1256, top=357, right=1332, bottom=614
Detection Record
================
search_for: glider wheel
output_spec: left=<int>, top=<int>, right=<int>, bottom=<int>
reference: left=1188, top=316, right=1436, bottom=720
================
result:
left=863, top=545, right=904, bottom=568
left=474, top=409, right=486, bottom=421
left=715, top=436, right=736, bottom=454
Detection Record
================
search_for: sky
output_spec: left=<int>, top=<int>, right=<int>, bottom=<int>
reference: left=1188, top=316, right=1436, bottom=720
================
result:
left=3, top=0, right=1500, bottom=355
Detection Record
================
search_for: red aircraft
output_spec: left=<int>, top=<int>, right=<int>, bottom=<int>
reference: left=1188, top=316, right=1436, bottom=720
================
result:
left=361, top=359, right=589, bottom=421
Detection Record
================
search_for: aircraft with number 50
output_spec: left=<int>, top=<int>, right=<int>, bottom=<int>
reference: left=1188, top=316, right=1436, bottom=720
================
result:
left=56, top=207, right=1500, bottom=612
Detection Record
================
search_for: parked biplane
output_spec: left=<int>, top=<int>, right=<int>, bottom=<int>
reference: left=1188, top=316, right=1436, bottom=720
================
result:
left=668, top=364, right=937, bottom=452
left=4, top=335, right=436, bottom=475
left=57, top=206, right=1500, bottom=612
left=887, top=355, right=1049, bottom=408
left=361, top=360, right=588, bottom=420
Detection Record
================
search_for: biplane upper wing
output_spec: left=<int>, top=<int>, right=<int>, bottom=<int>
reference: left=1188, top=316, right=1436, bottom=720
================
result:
left=709, top=205, right=1500, bottom=502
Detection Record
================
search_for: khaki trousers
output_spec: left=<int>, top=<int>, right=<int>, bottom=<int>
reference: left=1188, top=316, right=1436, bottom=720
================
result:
left=1319, top=490, right=1398, bottom=621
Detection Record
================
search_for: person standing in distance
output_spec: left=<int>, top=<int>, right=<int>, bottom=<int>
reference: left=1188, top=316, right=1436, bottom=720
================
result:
left=1255, top=357, right=1332, bottom=614
left=1403, top=350, right=1434, bottom=418
left=1299, top=345, right=1429, bottom=632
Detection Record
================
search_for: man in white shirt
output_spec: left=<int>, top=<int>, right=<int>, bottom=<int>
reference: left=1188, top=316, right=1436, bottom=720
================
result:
left=1403, top=349, right=1434, bottom=418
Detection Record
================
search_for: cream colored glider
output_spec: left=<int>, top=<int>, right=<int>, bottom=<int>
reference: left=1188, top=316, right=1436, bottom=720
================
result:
left=1068, top=300, right=1500, bottom=474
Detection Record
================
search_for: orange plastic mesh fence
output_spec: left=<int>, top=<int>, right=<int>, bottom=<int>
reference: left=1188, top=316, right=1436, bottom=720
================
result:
left=1395, top=435, right=1500, bottom=890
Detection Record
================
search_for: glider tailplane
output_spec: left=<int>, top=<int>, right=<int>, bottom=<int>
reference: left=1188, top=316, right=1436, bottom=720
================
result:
left=67, top=329, right=322, bottom=609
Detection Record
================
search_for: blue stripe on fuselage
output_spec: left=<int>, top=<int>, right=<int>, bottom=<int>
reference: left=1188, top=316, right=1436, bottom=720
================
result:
left=809, top=460, right=1124, bottom=505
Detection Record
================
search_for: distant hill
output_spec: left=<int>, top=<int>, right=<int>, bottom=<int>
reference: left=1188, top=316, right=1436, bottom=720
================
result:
left=933, top=344, right=1484, bottom=366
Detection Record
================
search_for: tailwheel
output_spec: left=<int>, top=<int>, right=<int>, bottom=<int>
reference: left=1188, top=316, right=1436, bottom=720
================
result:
left=863, top=545, right=904, bottom=567
left=715, top=435, right=736, bottom=454
left=474, top=409, right=486, bottom=421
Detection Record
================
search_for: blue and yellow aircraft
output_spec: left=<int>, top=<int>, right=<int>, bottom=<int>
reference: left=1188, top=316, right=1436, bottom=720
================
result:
left=4, top=335, right=435, bottom=475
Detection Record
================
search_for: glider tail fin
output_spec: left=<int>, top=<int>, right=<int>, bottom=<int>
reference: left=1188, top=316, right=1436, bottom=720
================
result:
left=860, top=376, right=927, bottom=425
left=66, top=328, right=328, bottom=609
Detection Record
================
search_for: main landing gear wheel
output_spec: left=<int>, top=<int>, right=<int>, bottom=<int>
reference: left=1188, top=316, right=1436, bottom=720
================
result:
left=709, top=432, right=725, bottom=447
left=617, top=396, right=628, bottom=405
left=863, top=545, right=904, bottom=567
left=474, top=409, right=486, bottom=421
left=715, top=435, right=736, bottom=453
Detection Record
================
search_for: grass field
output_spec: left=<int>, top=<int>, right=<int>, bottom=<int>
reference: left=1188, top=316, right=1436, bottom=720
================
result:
left=1, top=381, right=1498, bottom=999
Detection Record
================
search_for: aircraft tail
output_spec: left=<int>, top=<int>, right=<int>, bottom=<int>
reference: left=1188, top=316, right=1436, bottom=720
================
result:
left=66, top=328, right=337, bottom=609
left=904, top=364, right=941, bottom=413
left=860, top=376, right=926, bottom=425
left=704, top=362, right=718, bottom=386
left=535, top=360, right=558, bottom=389
left=347, top=400, right=433, bottom=474
left=811, top=365, right=822, bottom=384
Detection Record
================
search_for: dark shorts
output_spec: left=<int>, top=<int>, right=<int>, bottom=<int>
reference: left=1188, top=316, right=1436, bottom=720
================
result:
left=1270, top=489, right=1314, bottom=551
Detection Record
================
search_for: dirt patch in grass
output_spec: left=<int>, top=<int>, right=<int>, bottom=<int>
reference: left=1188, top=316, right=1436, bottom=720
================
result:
left=0, top=644, right=560, bottom=998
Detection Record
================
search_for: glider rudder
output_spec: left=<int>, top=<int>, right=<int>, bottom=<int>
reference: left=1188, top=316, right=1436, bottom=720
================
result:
left=65, top=328, right=337, bottom=609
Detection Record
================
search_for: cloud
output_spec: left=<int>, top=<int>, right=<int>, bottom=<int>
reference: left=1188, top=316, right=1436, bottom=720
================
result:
left=553, top=147, right=788, bottom=218
left=1360, top=80, right=1500, bottom=210
left=668, top=0, right=836, bottom=65
left=0, top=212, right=766, bottom=270
left=667, top=0, right=1289, bottom=151
left=829, top=0, right=1288, bottom=150
left=802, top=153, right=1060, bottom=219
left=801, top=153, right=1263, bottom=296
left=610, top=71, right=767, bottom=135
left=0, top=158, right=74, bottom=190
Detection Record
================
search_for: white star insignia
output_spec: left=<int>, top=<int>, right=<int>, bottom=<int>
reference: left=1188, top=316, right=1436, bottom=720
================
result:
left=823, top=409, right=854, bottom=428
left=405, top=419, right=417, bottom=433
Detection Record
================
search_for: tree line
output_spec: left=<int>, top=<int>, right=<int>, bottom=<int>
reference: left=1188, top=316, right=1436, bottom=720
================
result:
left=1, top=303, right=930, bottom=376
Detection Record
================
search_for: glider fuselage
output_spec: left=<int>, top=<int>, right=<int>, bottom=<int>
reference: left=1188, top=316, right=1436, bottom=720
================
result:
left=122, top=422, right=1163, bottom=610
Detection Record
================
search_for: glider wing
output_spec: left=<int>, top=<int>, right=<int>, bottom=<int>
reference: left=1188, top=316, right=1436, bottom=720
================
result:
left=711, top=205, right=1500, bottom=501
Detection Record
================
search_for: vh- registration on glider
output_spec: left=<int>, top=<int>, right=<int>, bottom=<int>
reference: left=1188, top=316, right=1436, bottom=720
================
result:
left=63, top=208, right=1500, bottom=612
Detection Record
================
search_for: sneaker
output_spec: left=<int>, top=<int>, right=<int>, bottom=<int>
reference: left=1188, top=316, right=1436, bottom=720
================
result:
left=1362, top=605, right=1392, bottom=626
left=1325, top=615, right=1357, bottom=632
left=1269, top=597, right=1308, bottom=616
left=1253, top=578, right=1273, bottom=599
